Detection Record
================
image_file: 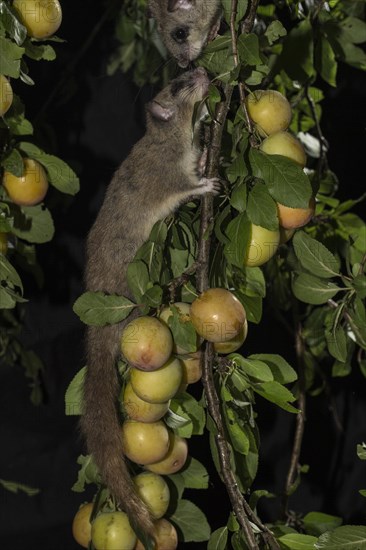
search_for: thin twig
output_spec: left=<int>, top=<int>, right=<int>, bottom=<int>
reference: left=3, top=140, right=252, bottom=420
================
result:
left=282, top=322, right=306, bottom=518
left=168, top=262, right=198, bottom=301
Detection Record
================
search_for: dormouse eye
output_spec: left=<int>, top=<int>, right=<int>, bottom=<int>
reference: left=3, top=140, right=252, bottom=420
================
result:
left=171, top=27, right=189, bottom=43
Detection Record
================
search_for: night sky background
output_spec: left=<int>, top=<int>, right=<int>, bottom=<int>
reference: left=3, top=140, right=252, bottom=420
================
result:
left=0, top=1, right=365, bottom=548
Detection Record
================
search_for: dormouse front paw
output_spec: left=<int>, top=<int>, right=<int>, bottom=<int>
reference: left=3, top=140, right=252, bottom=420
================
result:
left=199, top=177, right=221, bottom=195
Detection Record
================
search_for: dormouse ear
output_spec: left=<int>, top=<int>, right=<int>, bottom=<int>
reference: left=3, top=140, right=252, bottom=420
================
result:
left=168, top=0, right=194, bottom=12
left=147, top=100, right=175, bottom=122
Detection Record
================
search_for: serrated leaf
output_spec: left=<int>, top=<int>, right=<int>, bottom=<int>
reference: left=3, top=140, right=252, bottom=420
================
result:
left=279, top=533, right=318, bottom=549
left=0, top=252, right=23, bottom=291
left=18, top=142, right=79, bottom=195
left=292, top=274, right=340, bottom=305
left=180, top=457, right=209, bottom=489
left=170, top=499, right=211, bottom=542
left=0, top=479, right=39, bottom=496
left=253, top=381, right=298, bottom=413
left=280, top=19, right=315, bottom=82
left=326, top=326, right=347, bottom=362
left=73, top=291, right=135, bottom=326
left=24, top=40, right=56, bottom=61
left=265, top=20, right=287, bottom=45
left=0, top=35, right=24, bottom=77
left=357, top=443, right=366, bottom=460
left=127, top=260, right=149, bottom=301
left=224, top=404, right=250, bottom=455
left=340, top=17, right=366, bottom=45
left=236, top=292, right=262, bottom=324
left=72, top=454, right=100, bottom=492
left=11, top=204, right=54, bottom=243
left=230, top=354, right=274, bottom=382
left=293, top=231, right=340, bottom=278
left=224, top=214, right=251, bottom=268
left=1, top=148, right=24, bottom=176
left=65, top=367, right=86, bottom=416
left=238, top=33, right=262, bottom=66
left=249, top=149, right=312, bottom=208
left=247, top=182, right=278, bottom=231
left=0, top=1, right=27, bottom=45
left=208, top=527, right=228, bottom=550
left=315, top=525, right=366, bottom=549
left=221, top=0, right=248, bottom=25
left=142, top=285, right=163, bottom=308
left=249, top=354, right=297, bottom=384
left=230, top=181, right=247, bottom=211
left=303, top=511, right=342, bottom=537
left=316, top=35, right=337, bottom=87
left=170, top=392, right=205, bottom=436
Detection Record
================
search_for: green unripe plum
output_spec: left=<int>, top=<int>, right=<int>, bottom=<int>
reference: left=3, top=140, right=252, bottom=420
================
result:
left=130, top=357, right=183, bottom=404
left=214, top=319, right=248, bottom=354
left=91, top=511, right=136, bottom=550
left=145, top=433, right=188, bottom=475
left=133, top=472, right=170, bottom=519
left=260, top=131, right=306, bottom=167
left=244, top=224, right=280, bottom=267
left=121, top=420, right=170, bottom=465
left=135, top=518, right=178, bottom=549
left=246, top=90, right=292, bottom=136
left=190, top=288, right=246, bottom=343
left=122, top=382, right=170, bottom=422
left=121, top=316, right=173, bottom=371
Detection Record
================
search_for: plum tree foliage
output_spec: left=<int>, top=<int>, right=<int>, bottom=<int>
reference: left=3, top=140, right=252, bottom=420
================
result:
left=69, top=0, right=366, bottom=547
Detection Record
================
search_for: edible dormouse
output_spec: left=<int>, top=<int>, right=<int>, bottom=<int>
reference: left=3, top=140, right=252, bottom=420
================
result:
left=81, top=67, right=219, bottom=535
left=148, top=0, right=221, bottom=67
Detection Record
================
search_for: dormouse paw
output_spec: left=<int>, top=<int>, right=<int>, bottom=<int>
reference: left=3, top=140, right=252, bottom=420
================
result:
left=199, top=177, right=221, bottom=195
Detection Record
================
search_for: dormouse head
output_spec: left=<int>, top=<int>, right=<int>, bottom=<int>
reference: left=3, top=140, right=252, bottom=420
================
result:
left=148, top=0, right=221, bottom=67
left=146, top=67, right=210, bottom=126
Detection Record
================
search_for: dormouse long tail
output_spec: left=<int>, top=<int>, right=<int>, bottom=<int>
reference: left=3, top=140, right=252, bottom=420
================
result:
left=80, top=322, right=154, bottom=535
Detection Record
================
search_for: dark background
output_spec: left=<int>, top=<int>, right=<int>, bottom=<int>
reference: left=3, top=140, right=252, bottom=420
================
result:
left=0, top=1, right=365, bottom=548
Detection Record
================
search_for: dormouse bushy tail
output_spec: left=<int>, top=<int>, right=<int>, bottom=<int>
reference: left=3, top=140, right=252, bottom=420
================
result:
left=80, top=322, right=154, bottom=535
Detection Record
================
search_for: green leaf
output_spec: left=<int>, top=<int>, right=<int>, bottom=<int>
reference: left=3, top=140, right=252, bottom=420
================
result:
left=0, top=479, right=39, bottom=496
left=303, top=511, right=342, bottom=537
left=326, top=326, right=347, bottom=363
left=142, top=285, right=163, bottom=308
left=198, top=36, right=235, bottom=80
left=65, top=367, right=86, bottom=416
left=127, top=260, right=149, bottom=301
left=0, top=35, right=24, bottom=77
left=237, top=33, right=262, bottom=66
left=247, top=182, right=278, bottom=231
left=24, top=40, right=56, bottom=61
left=11, top=204, right=54, bottom=243
left=208, top=527, right=228, bottom=550
left=170, top=499, right=211, bottom=542
left=249, top=354, right=297, bottom=384
left=230, top=181, right=247, bottom=211
left=18, top=142, right=79, bottom=195
left=169, top=392, right=205, bottom=437
left=73, top=291, right=135, bottom=326
left=292, top=274, right=340, bottom=305
left=0, top=1, right=27, bottom=45
left=0, top=253, right=23, bottom=292
left=224, top=214, right=251, bottom=268
left=265, top=20, right=287, bottom=45
left=316, top=35, right=337, bottom=87
left=179, top=457, right=209, bottom=490
left=236, top=292, right=262, bottom=324
left=293, top=232, right=340, bottom=279
left=221, top=0, right=248, bottom=25
left=167, top=306, right=197, bottom=354
left=315, top=525, right=366, bottom=549
left=1, top=148, right=24, bottom=176
left=280, top=19, right=315, bottom=82
left=249, top=149, right=312, bottom=208
left=230, top=354, right=274, bottom=382
left=72, top=454, right=100, bottom=492
left=254, top=381, right=298, bottom=413
left=279, top=533, right=318, bottom=549
left=357, top=443, right=366, bottom=460
left=340, top=17, right=366, bottom=45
